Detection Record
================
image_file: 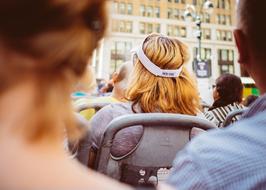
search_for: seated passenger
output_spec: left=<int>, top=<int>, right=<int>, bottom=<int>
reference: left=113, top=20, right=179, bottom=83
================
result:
left=204, top=74, right=244, bottom=127
left=74, top=61, right=133, bottom=120
left=84, top=33, right=201, bottom=166
left=0, top=0, right=131, bottom=189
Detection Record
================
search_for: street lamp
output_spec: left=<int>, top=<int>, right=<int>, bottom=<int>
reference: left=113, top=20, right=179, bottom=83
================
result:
left=184, top=1, right=214, bottom=61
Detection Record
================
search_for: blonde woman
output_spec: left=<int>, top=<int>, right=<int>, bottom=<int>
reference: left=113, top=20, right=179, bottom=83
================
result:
left=87, top=34, right=201, bottom=165
left=0, top=0, right=132, bottom=189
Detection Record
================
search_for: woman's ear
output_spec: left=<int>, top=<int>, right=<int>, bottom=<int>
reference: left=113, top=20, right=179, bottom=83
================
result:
left=234, top=29, right=250, bottom=64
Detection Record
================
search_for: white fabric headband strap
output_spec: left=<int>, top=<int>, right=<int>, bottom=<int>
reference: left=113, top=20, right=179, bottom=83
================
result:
left=131, top=46, right=183, bottom=78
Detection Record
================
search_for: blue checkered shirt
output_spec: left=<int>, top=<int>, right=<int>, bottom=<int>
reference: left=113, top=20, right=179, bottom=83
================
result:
left=167, top=94, right=266, bottom=190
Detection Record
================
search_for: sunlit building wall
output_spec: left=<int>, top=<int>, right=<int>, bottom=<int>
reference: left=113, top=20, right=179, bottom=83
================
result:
left=92, top=0, right=239, bottom=83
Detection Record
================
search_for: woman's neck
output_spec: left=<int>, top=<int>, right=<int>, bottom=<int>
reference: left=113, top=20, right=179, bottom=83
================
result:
left=0, top=80, right=64, bottom=151
left=0, top=81, right=35, bottom=133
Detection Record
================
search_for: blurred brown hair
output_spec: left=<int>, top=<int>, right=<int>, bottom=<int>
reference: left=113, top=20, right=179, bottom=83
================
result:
left=0, top=0, right=107, bottom=142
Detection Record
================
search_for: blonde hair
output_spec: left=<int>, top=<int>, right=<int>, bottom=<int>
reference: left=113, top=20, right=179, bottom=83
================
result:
left=0, top=0, right=107, bottom=142
left=126, top=34, right=200, bottom=115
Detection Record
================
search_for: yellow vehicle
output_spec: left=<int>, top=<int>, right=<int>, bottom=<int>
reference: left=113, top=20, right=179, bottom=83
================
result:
left=241, top=77, right=260, bottom=98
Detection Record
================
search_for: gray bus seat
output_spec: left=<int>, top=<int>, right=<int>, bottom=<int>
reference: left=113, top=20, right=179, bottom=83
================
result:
left=95, top=113, right=216, bottom=186
left=223, top=108, right=247, bottom=127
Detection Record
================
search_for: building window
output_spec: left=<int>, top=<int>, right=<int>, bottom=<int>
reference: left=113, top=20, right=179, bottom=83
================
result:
left=147, top=6, right=153, bottom=17
left=119, top=3, right=126, bottom=14
left=147, top=23, right=153, bottom=33
left=112, top=20, right=133, bottom=33
left=217, top=0, right=226, bottom=9
left=167, top=25, right=187, bottom=37
left=203, top=13, right=210, bottom=23
left=139, top=22, right=161, bottom=34
left=119, top=21, right=125, bottom=33
left=217, top=30, right=221, bottom=40
left=225, top=0, right=230, bottom=10
left=193, top=28, right=211, bottom=40
left=173, top=9, right=179, bottom=19
left=216, top=14, right=231, bottom=25
left=180, top=27, right=187, bottom=37
left=111, top=41, right=132, bottom=73
left=220, top=15, right=226, bottom=25
left=179, top=10, right=185, bottom=20
left=226, top=15, right=231, bottom=25
left=113, top=2, right=133, bottom=15
left=194, top=47, right=212, bottom=61
left=172, top=0, right=185, bottom=3
left=127, top=3, right=133, bottom=15
left=155, top=7, right=160, bottom=18
left=218, top=49, right=235, bottom=74
left=203, top=28, right=211, bottom=40
left=112, top=2, right=118, bottom=13
left=125, top=22, right=133, bottom=33
left=168, top=8, right=173, bottom=19
left=221, top=31, right=226, bottom=41
left=167, top=25, right=176, bottom=36
left=140, top=23, right=145, bottom=34
left=193, top=0, right=204, bottom=6
left=139, top=5, right=160, bottom=18
left=167, top=8, right=184, bottom=21
left=227, top=32, right=232, bottom=41
left=216, top=30, right=233, bottom=41
left=155, top=24, right=161, bottom=33
left=140, top=5, right=145, bottom=16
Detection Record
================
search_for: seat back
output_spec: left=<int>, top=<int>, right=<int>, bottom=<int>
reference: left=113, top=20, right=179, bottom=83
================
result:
left=223, top=108, right=247, bottom=127
left=201, top=102, right=211, bottom=112
left=95, top=113, right=216, bottom=186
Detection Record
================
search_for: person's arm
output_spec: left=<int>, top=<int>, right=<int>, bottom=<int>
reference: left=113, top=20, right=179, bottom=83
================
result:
left=166, top=142, right=213, bottom=190
left=77, top=105, right=115, bottom=167
left=76, top=127, right=92, bottom=166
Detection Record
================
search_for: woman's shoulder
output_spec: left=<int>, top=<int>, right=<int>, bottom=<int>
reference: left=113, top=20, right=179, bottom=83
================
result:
left=100, top=101, right=134, bottom=115
left=90, top=102, right=134, bottom=134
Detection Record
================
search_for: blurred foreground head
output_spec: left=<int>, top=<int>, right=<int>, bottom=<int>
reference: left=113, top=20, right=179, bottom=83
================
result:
left=236, top=0, right=266, bottom=56
left=235, top=0, right=266, bottom=93
left=0, top=0, right=107, bottom=142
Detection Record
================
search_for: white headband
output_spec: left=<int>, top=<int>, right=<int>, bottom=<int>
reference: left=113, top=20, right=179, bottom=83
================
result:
left=131, top=46, right=183, bottom=78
